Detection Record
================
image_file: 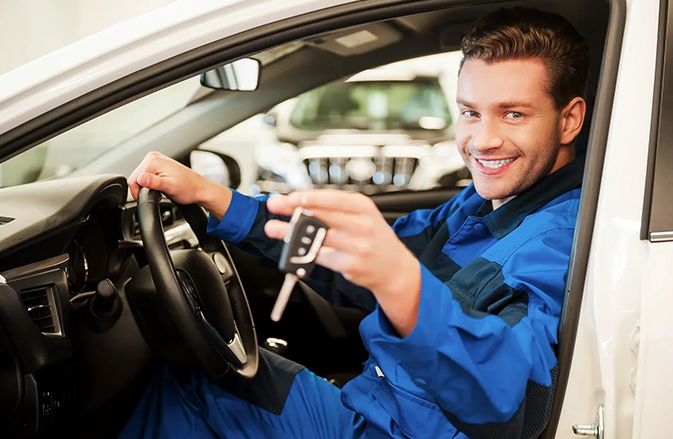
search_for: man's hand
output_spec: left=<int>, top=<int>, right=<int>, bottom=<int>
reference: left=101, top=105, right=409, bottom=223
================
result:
left=127, top=151, right=232, bottom=220
left=265, top=190, right=421, bottom=337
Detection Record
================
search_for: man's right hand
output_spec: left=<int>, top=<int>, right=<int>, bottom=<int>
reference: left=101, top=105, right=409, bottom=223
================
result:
left=128, top=151, right=233, bottom=220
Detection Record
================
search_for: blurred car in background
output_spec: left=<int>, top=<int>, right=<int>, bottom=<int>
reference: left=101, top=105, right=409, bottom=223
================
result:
left=226, top=54, right=471, bottom=195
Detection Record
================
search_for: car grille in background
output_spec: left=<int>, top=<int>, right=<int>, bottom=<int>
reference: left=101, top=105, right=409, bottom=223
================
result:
left=301, top=147, right=422, bottom=193
left=19, top=285, right=62, bottom=336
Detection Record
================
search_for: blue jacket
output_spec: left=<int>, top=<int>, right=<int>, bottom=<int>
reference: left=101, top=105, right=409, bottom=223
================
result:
left=207, top=159, right=583, bottom=438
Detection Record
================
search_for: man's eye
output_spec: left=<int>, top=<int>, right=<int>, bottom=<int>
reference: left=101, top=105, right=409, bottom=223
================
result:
left=505, top=111, right=524, bottom=120
left=462, top=110, right=479, bottom=119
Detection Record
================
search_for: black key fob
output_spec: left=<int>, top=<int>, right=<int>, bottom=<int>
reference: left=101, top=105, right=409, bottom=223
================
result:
left=278, top=208, right=329, bottom=278
left=271, top=208, right=329, bottom=322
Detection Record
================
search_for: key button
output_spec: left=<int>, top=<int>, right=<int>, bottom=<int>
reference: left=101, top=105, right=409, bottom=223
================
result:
left=298, top=247, right=307, bottom=256
left=306, top=225, right=315, bottom=234
left=301, top=236, right=312, bottom=245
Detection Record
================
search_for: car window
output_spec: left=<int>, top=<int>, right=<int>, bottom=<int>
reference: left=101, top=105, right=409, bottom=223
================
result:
left=199, top=52, right=470, bottom=196
left=0, top=77, right=200, bottom=188
left=0, top=51, right=469, bottom=197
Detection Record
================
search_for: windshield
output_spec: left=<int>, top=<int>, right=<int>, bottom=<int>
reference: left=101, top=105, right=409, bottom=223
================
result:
left=289, top=79, right=452, bottom=132
left=0, top=77, right=200, bottom=188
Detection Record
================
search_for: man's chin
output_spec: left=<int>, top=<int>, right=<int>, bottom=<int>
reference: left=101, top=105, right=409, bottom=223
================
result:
left=473, top=184, right=516, bottom=203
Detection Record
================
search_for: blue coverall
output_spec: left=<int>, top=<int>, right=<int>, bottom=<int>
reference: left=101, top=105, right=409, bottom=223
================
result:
left=121, top=158, right=582, bottom=438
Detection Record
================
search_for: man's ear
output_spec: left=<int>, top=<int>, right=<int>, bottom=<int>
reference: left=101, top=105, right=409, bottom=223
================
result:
left=559, top=97, right=586, bottom=145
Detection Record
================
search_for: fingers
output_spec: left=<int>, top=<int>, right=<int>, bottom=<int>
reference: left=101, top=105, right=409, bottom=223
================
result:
left=127, top=151, right=165, bottom=200
left=128, top=179, right=141, bottom=200
left=313, top=245, right=378, bottom=281
left=266, top=191, right=382, bottom=234
left=303, top=207, right=381, bottom=234
left=264, top=219, right=374, bottom=254
left=264, top=219, right=290, bottom=240
left=264, top=219, right=364, bottom=277
left=263, top=189, right=412, bottom=297
left=137, top=172, right=165, bottom=190
left=127, top=151, right=198, bottom=203
left=264, top=190, right=386, bottom=258
left=313, top=247, right=353, bottom=278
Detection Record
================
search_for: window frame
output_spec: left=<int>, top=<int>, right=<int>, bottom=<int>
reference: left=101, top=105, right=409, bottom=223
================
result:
left=642, top=0, right=673, bottom=243
left=543, top=0, right=626, bottom=437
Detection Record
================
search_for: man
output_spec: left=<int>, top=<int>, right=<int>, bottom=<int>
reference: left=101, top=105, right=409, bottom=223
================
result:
left=122, top=7, right=588, bottom=438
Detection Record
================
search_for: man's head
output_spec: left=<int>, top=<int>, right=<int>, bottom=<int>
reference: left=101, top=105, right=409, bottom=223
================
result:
left=456, top=8, right=589, bottom=207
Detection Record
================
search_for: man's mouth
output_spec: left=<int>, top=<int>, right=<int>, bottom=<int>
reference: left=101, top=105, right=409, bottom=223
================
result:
left=476, top=157, right=516, bottom=169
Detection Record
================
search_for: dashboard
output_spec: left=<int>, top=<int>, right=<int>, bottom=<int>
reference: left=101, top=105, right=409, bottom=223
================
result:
left=0, top=172, right=371, bottom=437
left=0, top=175, right=193, bottom=436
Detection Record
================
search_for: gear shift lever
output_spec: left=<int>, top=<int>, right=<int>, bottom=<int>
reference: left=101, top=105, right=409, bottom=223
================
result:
left=86, top=279, right=122, bottom=332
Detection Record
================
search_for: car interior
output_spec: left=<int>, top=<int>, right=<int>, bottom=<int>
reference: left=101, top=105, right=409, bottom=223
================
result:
left=0, top=0, right=615, bottom=437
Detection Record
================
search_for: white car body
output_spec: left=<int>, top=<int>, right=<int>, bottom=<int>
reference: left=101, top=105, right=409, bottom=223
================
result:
left=0, top=0, right=669, bottom=438
left=559, top=1, right=673, bottom=437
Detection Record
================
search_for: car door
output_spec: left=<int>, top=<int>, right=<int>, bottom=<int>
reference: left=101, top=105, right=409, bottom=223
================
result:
left=555, top=1, right=673, bottom=438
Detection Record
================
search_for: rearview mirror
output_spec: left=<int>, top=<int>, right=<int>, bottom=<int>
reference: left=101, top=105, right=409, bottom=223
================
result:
left=200, top=58, right=261, bottom=91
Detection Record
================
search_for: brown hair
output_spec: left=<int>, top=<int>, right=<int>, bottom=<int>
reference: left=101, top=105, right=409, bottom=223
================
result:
left=460, top=7, right=589, bottom=108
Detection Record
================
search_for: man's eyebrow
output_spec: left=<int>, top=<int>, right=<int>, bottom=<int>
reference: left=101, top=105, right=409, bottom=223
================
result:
left=456, top=98, right=475, bottom=107
left=455, top=99, right=536, bottom=109
left=496, top=101, right=536, bottom=109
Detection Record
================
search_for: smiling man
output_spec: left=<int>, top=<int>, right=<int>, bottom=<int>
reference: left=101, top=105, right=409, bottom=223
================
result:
left=456, top=51, right=585, bottom=209
left=123, top=7, right=589, bottom=439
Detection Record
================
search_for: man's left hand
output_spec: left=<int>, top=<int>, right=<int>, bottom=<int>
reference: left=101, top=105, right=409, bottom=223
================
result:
left=265, top=190, right=421, bottom=336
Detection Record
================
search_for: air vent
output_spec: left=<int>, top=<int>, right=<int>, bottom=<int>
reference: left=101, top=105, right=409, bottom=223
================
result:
left=19, top=285, right=62, bottom=336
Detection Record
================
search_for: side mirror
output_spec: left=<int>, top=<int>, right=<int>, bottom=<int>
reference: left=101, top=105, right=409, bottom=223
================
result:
left=200, top=58, right=261, bottom=91
left=190, top=150, right=241, bottom=189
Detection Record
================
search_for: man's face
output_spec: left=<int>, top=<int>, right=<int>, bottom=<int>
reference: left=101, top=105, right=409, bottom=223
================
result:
left=456, top=58, right=572, bottom=206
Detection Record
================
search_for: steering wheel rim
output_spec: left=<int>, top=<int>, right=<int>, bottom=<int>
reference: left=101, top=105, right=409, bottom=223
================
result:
left=136, top=187, right=258, bottom=379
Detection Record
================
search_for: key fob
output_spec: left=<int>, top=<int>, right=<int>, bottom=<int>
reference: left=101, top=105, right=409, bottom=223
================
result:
left=278, top=208, right=328, bottom=278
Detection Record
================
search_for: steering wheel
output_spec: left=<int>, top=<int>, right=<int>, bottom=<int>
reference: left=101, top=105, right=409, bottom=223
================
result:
left=128, top=187, right=258, bottom=379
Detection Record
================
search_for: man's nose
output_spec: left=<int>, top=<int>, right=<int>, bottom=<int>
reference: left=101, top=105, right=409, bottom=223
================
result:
left=470, top=118, right=504, bottom=151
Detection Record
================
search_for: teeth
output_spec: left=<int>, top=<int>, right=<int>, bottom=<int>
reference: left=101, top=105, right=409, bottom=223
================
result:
left=478, top=158, right=515, bottom=169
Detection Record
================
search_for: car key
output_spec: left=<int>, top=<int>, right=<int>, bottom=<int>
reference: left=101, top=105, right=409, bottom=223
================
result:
left=270, top=207, right=329, bottom=322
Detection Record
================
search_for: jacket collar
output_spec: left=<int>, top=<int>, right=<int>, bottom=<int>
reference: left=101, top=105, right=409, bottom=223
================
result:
left=478, top=156, right=585, bottom=238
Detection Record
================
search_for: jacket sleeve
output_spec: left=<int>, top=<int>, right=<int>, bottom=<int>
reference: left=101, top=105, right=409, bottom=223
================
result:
left=206, top=191, right=285, bottom=260
left=359, top=225, right=574, bottom=437
left=206, top=190, right=464, bottom=312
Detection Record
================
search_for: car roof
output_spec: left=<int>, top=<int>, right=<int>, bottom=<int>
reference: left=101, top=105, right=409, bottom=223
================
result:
left=0, top=0, right=360, bottom=137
